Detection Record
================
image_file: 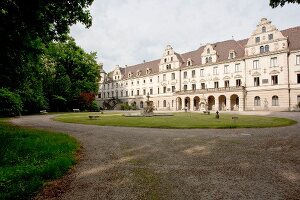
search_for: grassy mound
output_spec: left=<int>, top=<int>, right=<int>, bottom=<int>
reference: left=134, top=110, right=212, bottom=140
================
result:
left=0, top=119, right=79, bottom=200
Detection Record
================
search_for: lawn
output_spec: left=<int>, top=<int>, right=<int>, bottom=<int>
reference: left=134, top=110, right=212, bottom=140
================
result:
left=0, top=119, right=79, bottom=200
left=54, top=112, right=296, bottom=128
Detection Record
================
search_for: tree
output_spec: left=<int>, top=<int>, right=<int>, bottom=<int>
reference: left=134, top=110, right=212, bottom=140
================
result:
left=269, top=0, right=300, bottom=7
left=0, top=0, right=94, bottom=113
left=42, top=37, right=100, bottom=111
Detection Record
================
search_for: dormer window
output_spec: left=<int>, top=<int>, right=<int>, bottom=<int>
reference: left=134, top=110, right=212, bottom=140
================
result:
left=167, top=51, right=170, bottom=55
left=205, top=57, right=209, bottom=63
left=137, top=70, right=142, bottom=77
left=262, top=26, right=266, bottom=33
left=186, top=59, right=192, bottom=66
left=128, top=72, right=132, bottom=78
left=229, top=50, right=236, bottom=59
left=146, top=68, right=152, bottom=74
left=255, top=37, right=260, bottom=43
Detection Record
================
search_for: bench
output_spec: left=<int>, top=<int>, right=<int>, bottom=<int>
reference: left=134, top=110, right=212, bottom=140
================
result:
left=203, top=111, right=210, bottom=115
left=73, top=109, right=80, bottom=112
left=88, top=115, right=100, bottom=120
left=232, top=116, right=239, bottom=120
left=40, top=110, right=47, bottom=114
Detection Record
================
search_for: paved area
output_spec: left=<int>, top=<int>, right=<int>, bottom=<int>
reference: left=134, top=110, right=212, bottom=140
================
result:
left=11, top=112, right=300, bottom=200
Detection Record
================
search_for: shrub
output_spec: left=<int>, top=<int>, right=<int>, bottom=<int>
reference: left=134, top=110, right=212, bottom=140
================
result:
left=0, top=88, right=23, bottom=116
left=90, top=101, right=99, bottom=111
left=120, top=103, right=132, bottom=110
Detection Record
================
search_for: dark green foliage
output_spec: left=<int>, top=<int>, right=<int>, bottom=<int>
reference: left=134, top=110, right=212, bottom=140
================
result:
left=269, top=0, right=300, bottom=7
left=0, top=120, right=79, bottom=200
left=91, top=101, right=100, bottom=112
left=0, top=88, right=23, bottom=117
left=120, top=103, right=132, bottom=110
left=0, top=0, right=94, bottom=113
left=43, top=38, right=100, bottom=111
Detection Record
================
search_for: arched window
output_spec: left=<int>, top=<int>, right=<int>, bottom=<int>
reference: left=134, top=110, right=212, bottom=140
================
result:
left=163, top=100, right=167, bottom=107
left=260, top=46, right=264, bottom=53
left=254, top=96, right=261, bottom=106
left=140, top=101, right=144, bottom=109
left=272, top=95, right=279, bottom=106
left=207, top=48, right=210, bottom=54
left=205, top=57, right=209, bottom=63
left=187, top=61, right=191, bottom=66
left=262, top=26, right=266, bottom=33
left=209, top=57, right=212, bottom=63
left=265, top=45, right=269, bottom=52
left=164, top=58, right=167, bottom=63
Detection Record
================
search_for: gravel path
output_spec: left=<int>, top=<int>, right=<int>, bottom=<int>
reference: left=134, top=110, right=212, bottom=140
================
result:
left=11, top=112, right=300, bottom=200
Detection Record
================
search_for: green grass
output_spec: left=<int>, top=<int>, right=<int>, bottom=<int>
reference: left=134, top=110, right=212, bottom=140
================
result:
left=54, top=112, right=297, bottom=129
left=0, top=119, right=79, bottom=200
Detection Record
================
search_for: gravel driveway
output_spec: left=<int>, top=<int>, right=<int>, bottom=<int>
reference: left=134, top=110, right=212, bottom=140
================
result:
left=11, top=112, right=300, bottom=200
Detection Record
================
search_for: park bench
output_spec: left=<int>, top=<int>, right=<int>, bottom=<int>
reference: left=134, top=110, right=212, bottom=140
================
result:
left=40, top=110, right=47, bottom=114
left=232, top=116, right=239, bottom=120
left=73, top=108, right=80, bottom=112
left=88, top=115, right=100, bottom=120
left=203, top=111, right=210, bottom=114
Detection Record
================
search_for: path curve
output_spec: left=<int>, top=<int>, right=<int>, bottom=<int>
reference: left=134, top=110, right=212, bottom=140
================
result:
left=11, top=112, right=300, bottom=200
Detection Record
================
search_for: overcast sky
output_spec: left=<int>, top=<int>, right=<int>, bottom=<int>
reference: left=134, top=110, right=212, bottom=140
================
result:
left=70, top=0, right=300, bottom=72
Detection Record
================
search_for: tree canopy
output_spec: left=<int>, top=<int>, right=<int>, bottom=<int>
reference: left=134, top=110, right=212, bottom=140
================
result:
left=270, top=0, right=300, bottom=7
left=0, top=0, right=98, bottom=114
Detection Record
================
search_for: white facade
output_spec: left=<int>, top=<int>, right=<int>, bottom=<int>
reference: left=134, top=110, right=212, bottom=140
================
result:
left=97, top=18, right=300, bottom=112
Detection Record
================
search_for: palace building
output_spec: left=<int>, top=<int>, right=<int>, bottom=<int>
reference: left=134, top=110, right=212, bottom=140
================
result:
left=97, top=18, right=300, bottom=112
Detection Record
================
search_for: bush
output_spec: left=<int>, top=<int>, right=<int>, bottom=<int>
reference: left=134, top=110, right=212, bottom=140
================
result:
left=90, top=101, right=99, bottom=111
left=120, top=103, right=132, bottom=110
left=0, top=88, right=23, bottom=116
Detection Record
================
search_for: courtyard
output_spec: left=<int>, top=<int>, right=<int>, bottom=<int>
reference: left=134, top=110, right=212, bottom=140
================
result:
left=11, top=111, right=300, bottom=200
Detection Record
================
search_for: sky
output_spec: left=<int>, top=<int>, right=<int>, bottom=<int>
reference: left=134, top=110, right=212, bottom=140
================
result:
left=70, top=0, right=300, bottom=72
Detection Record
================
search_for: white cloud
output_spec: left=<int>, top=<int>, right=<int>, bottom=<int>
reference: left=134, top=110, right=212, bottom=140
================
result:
left=70, top=0, right=300, bottom=72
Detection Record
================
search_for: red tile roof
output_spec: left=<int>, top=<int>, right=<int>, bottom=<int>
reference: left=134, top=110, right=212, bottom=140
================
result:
left=107, top=26, right=300, bottom=80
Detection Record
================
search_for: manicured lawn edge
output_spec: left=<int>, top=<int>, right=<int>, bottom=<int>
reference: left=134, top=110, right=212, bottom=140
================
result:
left=0, top=118, right=80, bottom=200
left=54, top=112, right=297, bottom=129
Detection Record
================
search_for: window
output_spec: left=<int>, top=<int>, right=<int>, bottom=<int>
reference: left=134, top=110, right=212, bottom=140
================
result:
left=164, top=58, right=167, bottom=63
left=143, top=80, right=146, bottom=84
left=187, top=60, right=191, bottom=66
left=253, top=60, right=259, bottom=69
left=137, top=90, right=139, bottom=96
left=98, top=93, right=101, bottom=98
left=163, top=86, right=167, bottom=93
left=166, top=64, right=171, bottom=70
left=236, top=79, right=241, bottom=87
left=224, top=65, right=228, bottom=74
left=270, top=57, right=277, bottom=67
left=255, top=37, right=260, bottom=43
left=205, top=57, right=209, bottom=63
left=235, top=63, right=240, bottom=72
left=254, top=96, right=261, bottom=106
left=157, top=87, right=160, bottom=94
left=271, top=75, right=278, bottom=85
left=262, top=26, right=266, bottom=33
left=131, top=91, right=133, bottom=96
left=163, top=100, right=167, bottom=107
left=171, top=57, right=173, bottom=61
left=163, top=74, right=166, bottom=81
left=268, top=34, right=273, bottom=40
left=140, top=101, right=144, bottom=109
left=150, top=88, right=153, bottom=95
left=172, top=86, right=175, bottom=92
left=260, top=46, right=264, bottom=53
left=296, top=55, right=300, bottom=65
left=213, top=67, right=218, bottom=75
left=214, top=81, right=219, bottom=88
left=207, top=48, right=210, bottom=54
left=265, top=45, right=269, bottom=52
left=254, top=77, right=260, bottom=86
left=131, top=81, right=134, bottom=85
left=126, top=91, right=128, bottom=97
left=121, top=91, right=123, bottom=97
left=171, top=73, right=175, bottom=80
left=200, top=69, right=204, bottom=77
left=112, top=91, right=114, bottom=97
left=172, top=100, right=174, bottom=107
left=209, top=57, right=212, bottom=63
left=192, top=84, right=196, bottom=91
left=150, top=78, right=152, bottom=83
left=184, top=71, right=187, bottom=79
left=297, top=74, right=300, bottom=84
left=143, top=89, right=146, bottom=95
left=183, top=85, right=187, bottom=91
left=229, top=52, right=234, bottom=59
left=201, top=83, right=205, bottom=89
left=224, top=80, right=229, bottom=88
left=272, top=96, right=279, bottom=106
left=157, top=76, right=159, bottom=82
left=167, top=51, right=169, bottom=55
left=137, top=81, right=139, bottom=85
left=192, top=70, right=196, bottom=78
